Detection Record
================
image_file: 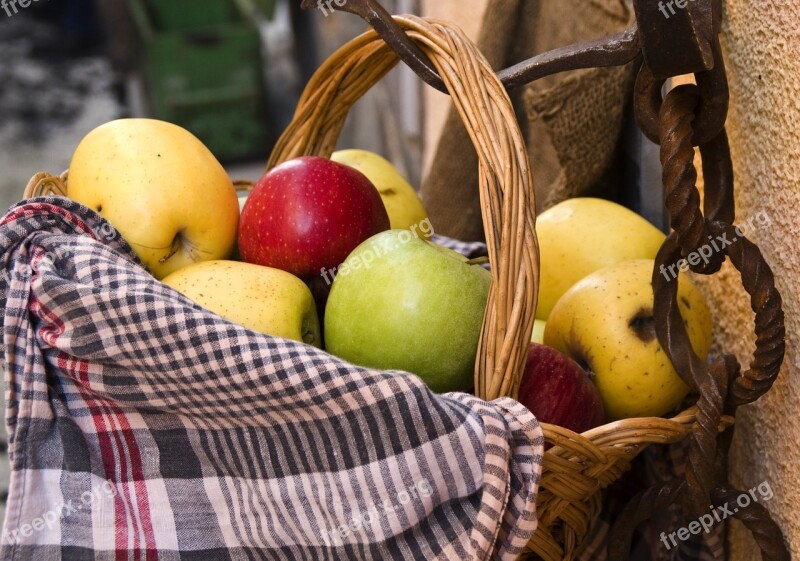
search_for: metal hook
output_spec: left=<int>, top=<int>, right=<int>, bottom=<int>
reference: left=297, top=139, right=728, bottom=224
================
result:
left=301, top=0, right=447, bottom=92
left=302, top=0, right=719, bottom=89
left=632, top=0, right=716, bottom=79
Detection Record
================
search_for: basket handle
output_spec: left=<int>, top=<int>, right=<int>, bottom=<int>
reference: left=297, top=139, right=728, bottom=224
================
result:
left=267, top=15, right=539, bottom=401
left=23, top=171, right=69, bottom=199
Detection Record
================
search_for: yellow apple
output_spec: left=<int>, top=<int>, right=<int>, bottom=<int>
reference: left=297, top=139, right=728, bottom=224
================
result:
left=331, top=149, right=432, bottom=238
left=67, top=119, right=239, bottom=279
left=531, top=319, right=546, bottom=344
left=536, top=198, right=665, bottom=320
left=543, top=259, right=712, bottom=421
left=162, top=260, right=321, bottom=347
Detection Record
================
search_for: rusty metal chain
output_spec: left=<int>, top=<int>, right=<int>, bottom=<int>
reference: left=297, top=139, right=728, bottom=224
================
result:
left=300, top=0, right=787, bottom=558
left=611, top=40, right=788, bottom=561
left=657, top=87, right=722, bottom=275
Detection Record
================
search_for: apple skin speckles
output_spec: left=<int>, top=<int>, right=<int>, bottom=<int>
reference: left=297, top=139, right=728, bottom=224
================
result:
left=238, top=157, right=389, bottom=278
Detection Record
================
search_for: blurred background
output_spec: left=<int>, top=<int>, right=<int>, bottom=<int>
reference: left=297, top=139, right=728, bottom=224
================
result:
left=0, top=0, right=425, bottom=213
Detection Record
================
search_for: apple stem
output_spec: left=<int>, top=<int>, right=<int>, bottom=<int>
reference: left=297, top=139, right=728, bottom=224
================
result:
left=158, top=235, right=181, bottom=264
left=466, top=256, right=490, bottom=266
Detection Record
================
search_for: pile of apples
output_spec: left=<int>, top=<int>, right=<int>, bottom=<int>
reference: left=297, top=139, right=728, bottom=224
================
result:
left=65, top=118, right=490, bottom=394
left=64, top=118, right=712, bottom=431
left=520, top=198, right=712, bottom=433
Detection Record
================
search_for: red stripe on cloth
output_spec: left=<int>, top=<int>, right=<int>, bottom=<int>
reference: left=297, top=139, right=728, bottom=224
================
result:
left=103, top=394, right=159, bottom=560
left=55, top=352, right=158, bottom=558
left=32, top=285, right=156, bottom=556
left=56, top=352, right=130, bottom=556
left=0, top=202, right=97, bottom=237
left=30, top=279, right=66, bottom=346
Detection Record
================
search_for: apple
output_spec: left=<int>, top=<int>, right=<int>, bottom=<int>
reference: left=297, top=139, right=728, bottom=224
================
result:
left=544, top=259, right=712, bottom=420
left=161, top=260, right=321, bottom=347
left=67, top=119, right=239, bottom=279
left=531, top=319, right=546, bottom=344
left=331, top=149, right=432, bottom=237
left=324, top=230, right=491, bottom=393
left=535, top=198, right=666, bottom=320
left=518, top=343, right=604, bottom=434
left=238, top=156, right=390, bottom=278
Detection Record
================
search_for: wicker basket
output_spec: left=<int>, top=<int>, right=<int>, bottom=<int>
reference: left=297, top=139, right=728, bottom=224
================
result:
left=262, top=16, right=737, bottom=559
left=23, top=15, right=736, bottom=561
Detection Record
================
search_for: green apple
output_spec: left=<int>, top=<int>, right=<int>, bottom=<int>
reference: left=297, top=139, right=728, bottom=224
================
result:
left=324, top=230, right=491, bottom=393
left=162, top=260, right=321, bottom=347
left=67, top=119, right=240, bottom=279
left=536, top=198, right=665, bottom=320
left=543, top=259, right=712, bottom=420
left=331, top=149, right=432, bottom=238
left=531, top=319, right=546, bottom=344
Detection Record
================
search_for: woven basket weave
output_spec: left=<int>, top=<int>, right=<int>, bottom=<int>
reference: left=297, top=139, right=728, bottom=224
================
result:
left=23, top=15, right=735, bottom=561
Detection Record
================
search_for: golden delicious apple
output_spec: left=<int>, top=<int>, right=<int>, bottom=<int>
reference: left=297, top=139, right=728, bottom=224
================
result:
left=162, top=260, right=321, bottom=347
left=331, top=149, right=432, bottom=238
left=68, top=119, right=240, bottom=279
left=543, top=259, right=712, bottom=421
left=536, top=198, right=666, bottom=320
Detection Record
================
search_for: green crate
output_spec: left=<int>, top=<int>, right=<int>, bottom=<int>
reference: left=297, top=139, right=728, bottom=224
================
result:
left=144, top=0, right=276, bottom=31
left=130, top=0, right=270, bottom=161
left=146, top=0, right=240, bottom=30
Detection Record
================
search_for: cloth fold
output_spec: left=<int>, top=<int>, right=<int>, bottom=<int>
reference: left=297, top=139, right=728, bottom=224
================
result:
left=0, top=197, right=543, bottom=560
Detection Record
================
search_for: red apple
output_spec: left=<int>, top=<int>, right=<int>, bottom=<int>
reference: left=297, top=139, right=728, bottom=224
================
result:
left=238, top=156, right=390, bottom=278
left=518, top=343, right=605, bottom=434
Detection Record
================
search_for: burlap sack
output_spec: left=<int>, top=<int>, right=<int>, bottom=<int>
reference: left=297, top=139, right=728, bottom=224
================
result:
left=421, top=0, right=637, bottom=241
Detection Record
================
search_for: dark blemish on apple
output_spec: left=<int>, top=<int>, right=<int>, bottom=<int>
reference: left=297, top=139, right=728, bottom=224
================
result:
left=567, top=344, right=595, bottom=378
left=626, top=385, right=632, bottom=390
left=629, top=310, right=656, bottom=343
left=681, top=296, right=691, bottom=309
left=96, top=205, right=102, bottom=212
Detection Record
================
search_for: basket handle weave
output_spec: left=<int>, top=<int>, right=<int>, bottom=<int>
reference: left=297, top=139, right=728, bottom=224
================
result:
left=267, top=15, right=539, bottom=401
left=23, top=171, right=69, bottom=199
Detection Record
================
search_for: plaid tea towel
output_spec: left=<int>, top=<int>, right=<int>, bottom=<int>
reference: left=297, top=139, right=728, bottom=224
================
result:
left=0, top=197, right=544, bottom=561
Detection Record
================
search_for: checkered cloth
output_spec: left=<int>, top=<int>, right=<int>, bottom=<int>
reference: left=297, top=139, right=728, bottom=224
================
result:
left=0, top=198, right=544, bottom=560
